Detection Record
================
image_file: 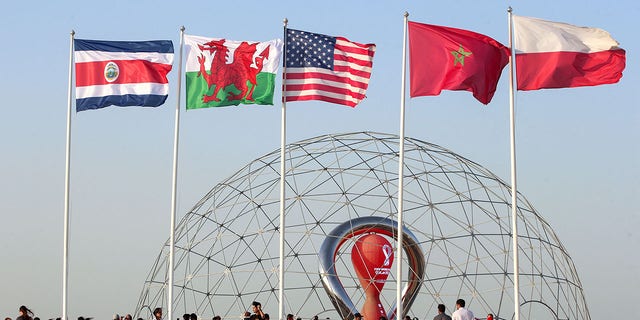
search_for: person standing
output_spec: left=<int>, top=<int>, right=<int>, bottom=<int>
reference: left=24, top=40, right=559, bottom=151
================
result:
left=433, top=304, right=451, bottom=320
left=17, top=306, right=34, bottom=320
left=153, top=308, right=163, bottom=320
left=451, top=299, right=474, bottom=320
left=251, top=301, right=265, bottom=320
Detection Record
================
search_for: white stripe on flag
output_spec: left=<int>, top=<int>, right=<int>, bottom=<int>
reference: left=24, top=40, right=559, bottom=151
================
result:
left=283, top=89, right=362, bottom=104
left=513, top=15, right=622, bottom=54
left=76, top=83, right=169, bottom=99
left=74, top=51, right=174, bottom=64
left=285, top=67, right=372, bottom=84
left=284, top=78, right=369, bottom=96
left=333, top=60, right=373, bottom=73
left=183, top=35, right=283, bottom=73
left=336, top=38, right=375, bottom=52
left=334, top=49, right=373, bottom=63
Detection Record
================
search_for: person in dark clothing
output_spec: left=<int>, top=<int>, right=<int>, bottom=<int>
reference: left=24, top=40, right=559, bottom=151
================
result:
left=433, top=304, right=452, bottom=320
left=17, top=306, right=34, bottom=320
left=251, top=302, right=265, bottom=320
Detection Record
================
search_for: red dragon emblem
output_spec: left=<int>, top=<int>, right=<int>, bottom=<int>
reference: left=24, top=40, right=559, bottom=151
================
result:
left=197, top=39, right=270, bottom=103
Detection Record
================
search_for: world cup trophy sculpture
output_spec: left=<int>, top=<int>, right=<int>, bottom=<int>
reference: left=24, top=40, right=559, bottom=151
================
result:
left=351, top=234, right=394, bottom=320
left=319, top=217, right=425, bottom=320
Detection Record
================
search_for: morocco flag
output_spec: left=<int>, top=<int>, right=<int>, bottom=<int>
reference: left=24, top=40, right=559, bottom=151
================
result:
left=184, top=35, right=283, bottom=109
left=408, top=21, right=509, bottom=104
left=513, top=15, right=626, bottom=90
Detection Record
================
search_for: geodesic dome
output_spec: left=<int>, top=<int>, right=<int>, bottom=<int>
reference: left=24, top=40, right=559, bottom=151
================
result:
left=135, top=131, right=589, bottom=320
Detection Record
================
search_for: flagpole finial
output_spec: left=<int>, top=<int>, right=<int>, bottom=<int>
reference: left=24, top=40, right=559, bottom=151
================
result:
left=70, top=30, right=75, bottom=36
left=404, top=11, right=409, bottom=18
left=508, top=6, right=512, bottom=13
left=180, top=25, right=185, bottom=32
left=283, top=18, right=288, bottom=27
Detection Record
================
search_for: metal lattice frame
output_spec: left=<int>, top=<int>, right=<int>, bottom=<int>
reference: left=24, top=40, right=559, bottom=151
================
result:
left=135, top=132, right=589, bottom=320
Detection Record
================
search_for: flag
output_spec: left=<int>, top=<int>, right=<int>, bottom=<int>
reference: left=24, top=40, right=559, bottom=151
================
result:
left=284, top=29, right=376, bottom=108
left=408, top=21, right=509, bottom=105
left=513, top=15, right=626, bottom=90
left=74, top=39, right=174, bottom=111
left=184, top=35, right=283, bottom=109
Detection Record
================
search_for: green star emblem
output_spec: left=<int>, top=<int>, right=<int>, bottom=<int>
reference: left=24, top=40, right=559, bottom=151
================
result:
left=451, top=44, right=472, bottom=66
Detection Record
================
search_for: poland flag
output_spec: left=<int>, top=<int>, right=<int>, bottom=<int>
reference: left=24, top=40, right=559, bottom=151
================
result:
left=513, top=15, right=626, bottom=91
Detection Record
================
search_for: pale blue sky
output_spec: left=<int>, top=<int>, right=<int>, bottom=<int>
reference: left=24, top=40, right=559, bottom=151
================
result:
left=0, top=1, right=637, bottom=320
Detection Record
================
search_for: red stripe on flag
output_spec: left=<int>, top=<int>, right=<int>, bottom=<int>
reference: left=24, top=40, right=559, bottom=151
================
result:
left=336, top=37, right=376, bottom=52
left=334, top=54, right=373, bottom=68
left=75, top=60, right=172, bottom=87
left=286, top=95, right=357, bottom=108
left=335, top=42, right=376, bottom=57
left=516, top=49, right=626, bottom=90
left=285, top=83, right=366, bottom=100
left=332, top=65, right=372, bottom=78
left=286, top=72, right=370, bottom=89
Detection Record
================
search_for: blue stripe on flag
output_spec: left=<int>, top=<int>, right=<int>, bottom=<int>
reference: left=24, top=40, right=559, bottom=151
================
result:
left=76, top=94, right=169, bottom=111
left=74, top=39, right=174, bottom=53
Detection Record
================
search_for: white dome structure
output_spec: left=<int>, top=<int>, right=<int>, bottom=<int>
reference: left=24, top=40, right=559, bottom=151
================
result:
left=135, top=132, right=589, bottom=320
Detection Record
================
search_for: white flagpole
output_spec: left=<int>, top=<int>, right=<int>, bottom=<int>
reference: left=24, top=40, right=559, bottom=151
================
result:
left=278, top=18, right=288, bottom=320
left=395, top=12, right=409, bottom=320
left=63, top=29, right=75, bottom=320
left=168, top=25, right=185, bottom=320
left=507, top=8, right=520, bottom=320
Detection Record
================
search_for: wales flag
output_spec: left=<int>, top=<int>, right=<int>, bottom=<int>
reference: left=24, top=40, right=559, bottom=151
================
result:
left=184, top=35, right=283, bottom=109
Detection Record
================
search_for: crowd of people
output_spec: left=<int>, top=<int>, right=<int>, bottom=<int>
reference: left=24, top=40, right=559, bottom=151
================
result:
left=6, top=299, right=496, bottom=320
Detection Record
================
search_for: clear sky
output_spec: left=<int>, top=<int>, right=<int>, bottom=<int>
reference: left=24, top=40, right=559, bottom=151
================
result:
left=0, top=1, right=637, bottom=320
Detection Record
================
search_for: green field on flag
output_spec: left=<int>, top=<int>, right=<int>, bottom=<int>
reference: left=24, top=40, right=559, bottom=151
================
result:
left=185, top=72, right=276, bottom=109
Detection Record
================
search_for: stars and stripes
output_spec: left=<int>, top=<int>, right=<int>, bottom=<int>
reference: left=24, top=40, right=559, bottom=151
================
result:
left=284, top=29, right=376, bottom=107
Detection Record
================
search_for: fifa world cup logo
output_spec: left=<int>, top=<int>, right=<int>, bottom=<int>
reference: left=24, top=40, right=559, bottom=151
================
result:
left=318, top=217, right=425, bottom=320
left=351, top=234, right=394, bottom=320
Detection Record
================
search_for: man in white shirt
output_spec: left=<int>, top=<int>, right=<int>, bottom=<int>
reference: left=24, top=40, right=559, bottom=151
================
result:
left=451, top=299, right=474, bottom=320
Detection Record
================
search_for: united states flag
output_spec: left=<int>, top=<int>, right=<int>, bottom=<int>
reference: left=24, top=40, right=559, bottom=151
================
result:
left=284, top=29, right=376, bottom=107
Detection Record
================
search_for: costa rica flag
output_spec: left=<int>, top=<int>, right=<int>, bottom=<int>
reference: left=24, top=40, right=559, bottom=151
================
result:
left=74, top=39, right=174, bottom=111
